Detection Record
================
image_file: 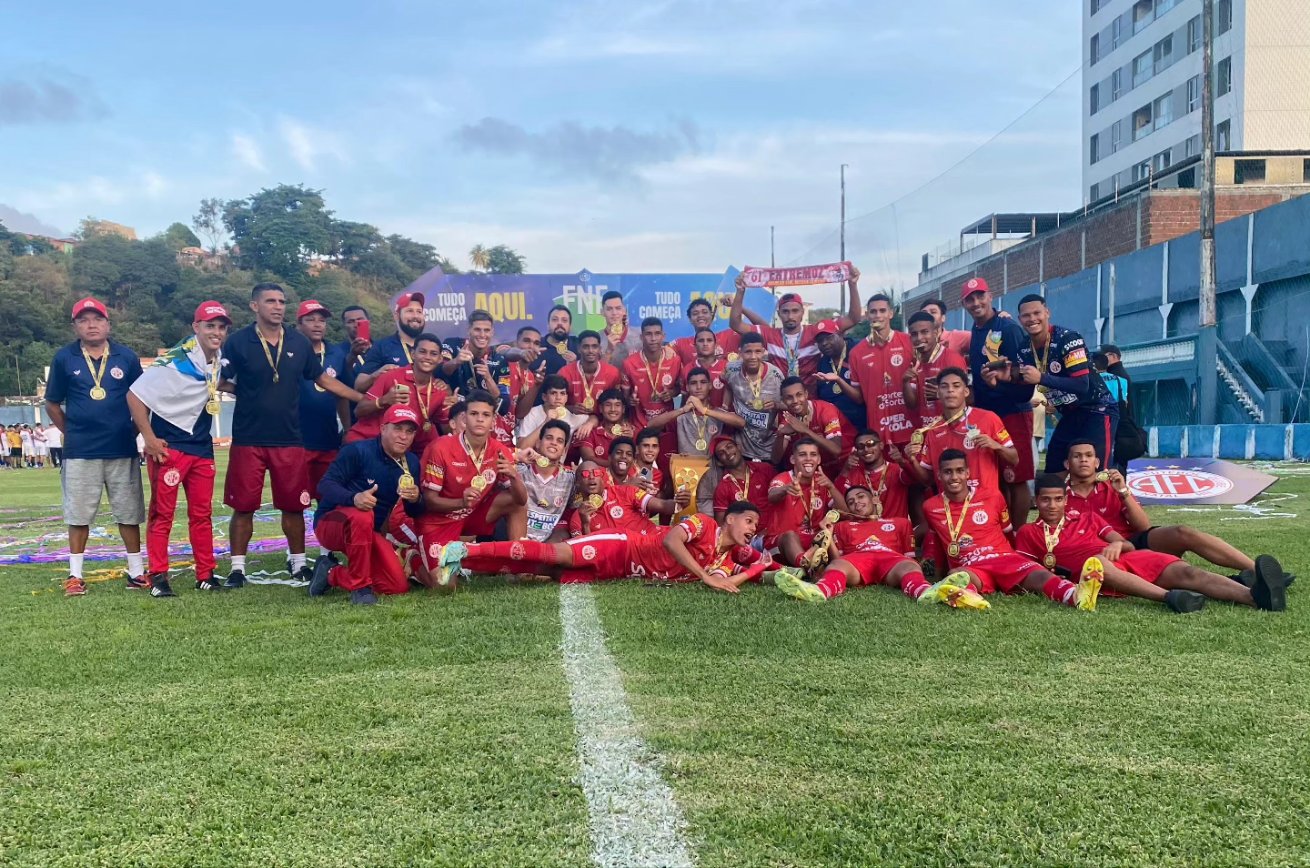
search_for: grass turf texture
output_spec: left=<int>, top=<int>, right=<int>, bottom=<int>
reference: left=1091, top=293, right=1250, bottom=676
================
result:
left=2, top=462, right=1308, bottom=865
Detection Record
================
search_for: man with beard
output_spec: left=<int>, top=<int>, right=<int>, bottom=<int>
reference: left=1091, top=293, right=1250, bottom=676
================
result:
left=335, top=305, right=373, bottom=396
left=903, top=310, right=967, bottom=428
left=835, top=431, right=912, bottom=520
left=560, top=330, right=622, bottom=417
left=519, top=419, right=577, bottom=543
left=220, top=284, right=365, bottom=588
left=723, top=333, right=785, bottom=462
left=439, top=501, right=768, bottom=592
left=600, top=290, right=643, bottom=366
left=295, top=300, right=350, bottom=503
left=568, top=457, right=688, bottom=536
left=355, top=291, right=427, bottom=392
left=347, top=333, right=451, bottom=454
left=849, top=292, right=916, bottom=450
left=439, top=309, right=514, bottom=442
left=540, top=305, right=578, bottom=376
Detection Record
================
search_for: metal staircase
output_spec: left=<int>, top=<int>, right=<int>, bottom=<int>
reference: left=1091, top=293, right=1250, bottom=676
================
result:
left=1216, top=351, right=1263, bottom=422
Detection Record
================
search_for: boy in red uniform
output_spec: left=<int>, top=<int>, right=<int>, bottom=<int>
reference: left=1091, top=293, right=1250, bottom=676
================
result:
left=416, top=390, right=526, bottom=562
left=848, top=292, right=917, bottom=447
left=561, top=330, right=622, bottom=416
left=923, top=449, right=1102, bottom=610
left=620, top=317, right=681, bottom=430
left=348, top=333, right=450, bottom=452
left=578, top=388, right=634, bottom=463
left=680, top=328, right=729, bottom=407
left=568, top=459, right=689, bottom=536
left=710, top=436, right=773, bottom=524
left=672, top=298, right=750, bottom=364
left=772, top=376, right=854, bottom=475
left=835, top=431, right=912, bottom=519
left=1017, top=475, right=1287, bottom=612
left=440, top=501, right=768, bottom=592
left=909, top=367, right=1017, bottom=498
left=903, top=310, right=968, bottom=427
left=766, top=439, right=846, bottom=567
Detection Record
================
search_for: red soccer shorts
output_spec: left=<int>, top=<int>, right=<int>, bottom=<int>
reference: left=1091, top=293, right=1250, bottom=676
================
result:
left=146, top=449, right=215, bottom=579
left=224, top=445, right=310, bottom=513
left=838, top=549, right=914, bottom=587
left=765, top=528, right=816, bottom=551
left=415, top=489, right=500, bottom=546
left=959, top=552, right=1047, bottom=594
left=304, top=449, right=338, bottom=501
left=1000, top=411, right=1036, bottom=484
left=560, top=533, right=632, bottom=583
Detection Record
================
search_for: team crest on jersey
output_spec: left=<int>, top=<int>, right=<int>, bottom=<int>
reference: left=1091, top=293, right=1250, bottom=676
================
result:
left=482, top=469, right=496, bottom=483
left=300, top=490, right=311, bottom=506
left=890, top=354, right=903, bottom=367
left=609, top=506, right=624, bottom=519
left=663, top=374, right=673, bottom=386
left=110, top=367, right=124, bottom=379
left=580, top=545, right=597, bottom=561
left=509, top=542, right=526, bottom=560
left=713, top=378, right=723, bottom=389
left=428, top=542, right=442, bottom=558
left=881, top=522, right=895, bottom=532
left=327, top=366, right=337, bottom=377
left=811, top=496, right=824, bottom=510
left=972, top=509, right=989, bottom=525
left=554, top=495, right=565, bottom=508
left=163, top=468, right=181, bottom=487
left=1050, top=362, right=1062, bottom=373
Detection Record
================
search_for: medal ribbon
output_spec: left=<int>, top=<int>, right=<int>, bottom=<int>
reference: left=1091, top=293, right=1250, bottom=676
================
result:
left=943, top=491, right=973, bottom=552
left=259, top=330, right=284, bottom=383
left=1042, top=517, right=1065, bottom=564
left=81, top=344, right=108, bottom=394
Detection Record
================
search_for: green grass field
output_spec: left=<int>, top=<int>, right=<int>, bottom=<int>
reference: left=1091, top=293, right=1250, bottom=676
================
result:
left=2, top=460, right=1308, bottom=866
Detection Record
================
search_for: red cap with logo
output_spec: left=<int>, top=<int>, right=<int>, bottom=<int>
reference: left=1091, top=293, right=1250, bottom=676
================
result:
left=382, top=405, right=421, bottom=427
left=777, top=292, right=803, bottom=307
left=815, top=320, right=840, bottom=336
left=193, top=301, right=231, bottom=323
left=394, top=291, right=425, bottom=313
left=710, top=434, right=738, bottom=458
left=960, top=276, right=990, bottom=301
left=297, top=299, right=331, bottom=319
left=71, top=297, right=109, bottom=320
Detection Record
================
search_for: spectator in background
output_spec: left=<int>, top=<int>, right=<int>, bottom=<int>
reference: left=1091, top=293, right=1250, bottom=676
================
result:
left=33, top=423, right=48, bottom=468
left=45, top=421, right=63, bottom=467
left=1093, top=352, right=1129, bottom=406
left=917, top=298, right=974, bottom=357
left=0, top=425, right=10, bottom=468
left=1095, top=350, right=1144, bottom=473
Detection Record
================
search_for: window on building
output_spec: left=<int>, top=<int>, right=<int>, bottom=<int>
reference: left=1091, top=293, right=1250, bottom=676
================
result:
left=1154, top=150, right=1173, bottom=173
left=1133, top=159, right=1152, bottom=182
left=1155, top=0, right=1179, bottom=16
left=1133, top=50, right=1153, bottom=87
left=1218, top=0, right=1233, bottom=35
left=1217, top=57, right=1232, bottom=97
left=1111, top=68, right=1124, bottom=100
left=1133, top=104, right=1154, bottom=141
left=1090, top=83, right=1101, bottom=114
left=1185, top=135, right=1200, bottom=158
left=1154, top=34, right=1174, bottom=74
left=1111, top=120, right=1124, bottom=152
left=1234, top=159, right=1266, bottom=185
left=1133, top=0, right=1154, bottom=33
left=1091, top=133, right=1101, bottom=164
left=1112, top=16, right=1123, bottom=49
left=1154, top=94, right=1174, bottom=130
left=1187, top=15, right=1201, bottom=52
left=1303, top=158, right=1310, bottom=184
left=1090, top=182, right=1100, bottom=202
left=1187, top=75, right=1201, bottom=112
left=1090, top=33, right=1101, bottom=64
left=1217, top=119, right=1232, bottom=151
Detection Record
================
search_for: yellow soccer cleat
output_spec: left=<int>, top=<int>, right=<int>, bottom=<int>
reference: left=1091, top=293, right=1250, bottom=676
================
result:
left=917, top=571, right=971, bottom=606
left=1076, top=556, right=1104, bottom=612
left=773, top=566, right=827, bottom=604
left=945, top=586, right=991, bottom=611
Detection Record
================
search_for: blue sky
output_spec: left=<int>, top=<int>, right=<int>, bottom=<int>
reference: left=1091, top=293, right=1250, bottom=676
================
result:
left=1, top=0, right=1082, bottom=305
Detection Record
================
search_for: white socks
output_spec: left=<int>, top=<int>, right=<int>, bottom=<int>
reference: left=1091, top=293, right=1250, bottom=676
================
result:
left=68, top=553, right=84, bottom=579
left=230, top=555, right=246, bottom=573
left=289, top=553, right=306, bottom=573
left=126, top=551, right=144, bottom=579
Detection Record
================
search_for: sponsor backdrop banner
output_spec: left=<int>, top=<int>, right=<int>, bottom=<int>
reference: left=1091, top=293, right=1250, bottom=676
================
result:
left=396, top=266, right=782, bottom=342
left=1127, top=458, right=1278, bottom=505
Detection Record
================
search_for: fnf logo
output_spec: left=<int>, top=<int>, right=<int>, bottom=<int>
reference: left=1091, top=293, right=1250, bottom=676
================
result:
left=1128, top=469, right=1235, bottom=500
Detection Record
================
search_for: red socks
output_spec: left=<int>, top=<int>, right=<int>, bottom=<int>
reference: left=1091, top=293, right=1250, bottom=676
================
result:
left=462, top=540, right=560, bottom=574
left=899, top=571, right=930, bottom=600
left=1042, top=576, right=1078, bottom=606
left=816, top=569, right=847, bottom=599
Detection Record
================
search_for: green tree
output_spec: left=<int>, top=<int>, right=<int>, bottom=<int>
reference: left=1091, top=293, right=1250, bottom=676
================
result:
left=387, top=234, right=451, bottom=274
left=70, top=235, right=179, bottom=313
left=223, top=184, right=334, bottom=281
left=159, top=222, right=202, bottom=251
left=469, top=244, right=490, bottom=272
left=485, top=245, right=526, bottom=274
left=192, top=197, right=228, bottom=253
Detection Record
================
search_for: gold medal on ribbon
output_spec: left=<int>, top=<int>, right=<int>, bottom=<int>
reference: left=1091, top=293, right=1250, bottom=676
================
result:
left=1043, top=553, right=1057, bottom=569
left=584, top=396, right=595, bottom=410
left=536, top=456, right=550, bottom=469
left=611, top=423, right=624, bottom=436
left=909, top=428, right=925, bottom=449
left=694, top=438, right=707, bottom=451
left=470, top=475, right=488, bottom=491
left=728, top=352, right=739, bottom=362
left=206, top=399, right=221, bottom=416
left=1095, top=471, right=1110, bottom=482
left=586, top=494, right=604, bottom=509
left=90, top=386, right=107, bottom=400
left=398, top=472, right=415, bottom=490
left=823, top=509, right=841, bottom=525
left=947, top=542, right=961, bottom=559
left=753, top=399, right=763, bottom=410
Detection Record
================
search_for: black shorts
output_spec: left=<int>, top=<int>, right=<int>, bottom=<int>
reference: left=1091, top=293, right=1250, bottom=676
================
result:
left=1129, top=526, right=1160, bottom=551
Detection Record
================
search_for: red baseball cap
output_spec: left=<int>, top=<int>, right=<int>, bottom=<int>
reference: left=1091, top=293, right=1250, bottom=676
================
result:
left=710, top=434, right=737, bottom=458
left=815, top=320, right=840, bottom=336
left=777, top=292, right=803, bottom=307
left=71, top=297, right=108, bottom=320
left=193, top=301, right=231, bottom=323
left=382, top=405, right=420, bottom=427
left=394, top=291, right=425, bottom=313
left=297, top=299, right=331, bottom=319
left=960, top=276, right=990, bottom=300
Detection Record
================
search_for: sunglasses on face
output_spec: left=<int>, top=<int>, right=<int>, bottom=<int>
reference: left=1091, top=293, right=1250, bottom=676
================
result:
left=579, top=469, right=607, bottom=480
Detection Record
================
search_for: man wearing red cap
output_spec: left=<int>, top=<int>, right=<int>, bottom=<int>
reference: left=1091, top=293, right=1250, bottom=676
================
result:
left=127, top=301, right=232, bottom=596
left=307, top=404, right=426, bottom=605
left=295, top=300, right=351, bottom=505
left=355, top=291, right=428, bottom=392
left=728, top=268, right=863, bottom=388
left=44, top=297, right=146, bottom=595
left=848, top=291, right=917, bottom=449
left=219, top=283, right=365, bottom=588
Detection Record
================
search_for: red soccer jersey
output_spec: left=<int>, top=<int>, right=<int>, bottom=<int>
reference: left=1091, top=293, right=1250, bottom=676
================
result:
left=750, top=320, right=840, bottom=386
left=621, top=347, right=681, bottom=428
left=349, top=366, right=450, bottom=451
left=1014, top=511, right=1116, bottom=572
left=569, top=483, right=656, bottom=536
left=922, top=490, right=1014, bottom=569
left=1065, top=481, right=1134, bottom=535
left=835, top=461, right=912, bottom=520
left=418, top=434, right=515, bottom=531
left=579, top=420, right=636, bottom=462
left=848, top=331, right=916, bottom=445
left=673, top=329, right=742, bottom=365
left=712, top=461, right=774, bottom=513
left=942, top=329, right=973, bottom=358
left=834, top=516, right=914, bottom=557
left=560, top=361, right=622, bottom=410
left=681, top=356, right=729, bottom=408
left=766, top=471, right=835, bottom=540
left=627, top=513, right=761, bottom=581
left=918, top=407, right=1013, bottom=498
left=908, top=345, right=969, bottom=426
left=781, top=399, right=855, bottom=468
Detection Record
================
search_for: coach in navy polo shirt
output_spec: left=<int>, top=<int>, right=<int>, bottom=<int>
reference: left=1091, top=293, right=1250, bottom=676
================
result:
left=44, top=296, right=146, bottom=596
left=354, top=291, right=427, bottom=392
left=295, top=298, right=350, bottom=504
left=219, top=283, right=364, bottom=588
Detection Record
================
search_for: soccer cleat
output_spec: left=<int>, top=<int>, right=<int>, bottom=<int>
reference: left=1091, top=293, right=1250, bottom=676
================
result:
left=773, top=567, right=826, bottom=603
left=293, top=564, right=313, bottom=586
left=1252, top=554, right=1288, bottom=612
left=224, top=569, right=246, bottom=589
left=125, top=574, right=151, bottom=591
left=945, top=586, right=992, bottom=611
left=917, top=571, right=984, bottom=610
left=350, top=587, right=379, bottom=606
left=918, top=557, right=938, bottom=582
left=308, top=555, right=334, bottom=597
left=435, top=541, right=468, bottom=588
left=195, top=576, right=226, bottom=591
left=1075, top=557, right=1104, bottom=612
left=1231, top=567, right=1294, bottom=590
left=1164, top=588, right=1205, bottom=614
left=64, top=577, right=87, bottom=597
left=150, top=577, right=176, bottom=598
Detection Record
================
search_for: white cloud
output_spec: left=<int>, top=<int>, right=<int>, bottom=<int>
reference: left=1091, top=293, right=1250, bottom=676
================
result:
left=278, top=117, right=349, bottom=172
left=230, top=133, right=266, bottom=172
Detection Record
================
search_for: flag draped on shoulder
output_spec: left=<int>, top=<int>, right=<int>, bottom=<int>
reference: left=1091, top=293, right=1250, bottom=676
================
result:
left=128, top=336, right=219, bottom=434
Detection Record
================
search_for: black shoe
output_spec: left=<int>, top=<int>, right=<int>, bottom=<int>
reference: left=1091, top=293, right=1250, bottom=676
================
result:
left=308, top=555, right=334, bottom=597
left=293, top=564, right=313, bottom=586
left=1252, top=555, right=1288, bottom=612
left=149, top=576, right=176, bottom=598
left=1164, top=588, right=1205, bottom=614
left=350, top=588, right=379, bottom=606
left=1230, top=569, right=1255, bottom=588
left=224, top=569, right=247, bottom=589
left=196, top=576, right=226, bottom=591
left=125, top=574, right=150, bottom=591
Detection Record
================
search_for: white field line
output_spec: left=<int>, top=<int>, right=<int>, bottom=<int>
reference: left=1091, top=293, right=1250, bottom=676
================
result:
left=559, top=583, right=694, bottom=868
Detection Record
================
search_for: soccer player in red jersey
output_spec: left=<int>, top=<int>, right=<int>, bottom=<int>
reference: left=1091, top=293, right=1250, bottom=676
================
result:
left=848, top=292, right=917, bottom=447
left=416, top=390, right=526, bottom=556
left=680, top=328, right=730, bottom=408
left=1062, top=440, right=1287, bottom=591
left=579, top=388, right=635, bottom=463
left=438, top=502, right=769, bottom=592
left=1017, top=475, right=1287, bottom=612
left=671, top=298, right=748, bottom=365
left=908, top=368, right=1017, bottom=500
left=835, top=431, right=912, bottom=519
left=348, top=333, right=451, bottom=452
left=561, top=330, right=622, bottom=416
left=774, top=484, right=967, bottom=605
left=620, top=318, right=681, bottom=469
left=922, top=450, right=1102, bottom=609
left=728, top=268, right=863, bottom=387
left=766, top=439, right=846, bottom=567
left=903, top=310, right=968, bottom=428
left=772, top=376, right=854, bottom=475
left=710, top=435, right=773, bottom=524
left=568, top=459, right=688, bottom=536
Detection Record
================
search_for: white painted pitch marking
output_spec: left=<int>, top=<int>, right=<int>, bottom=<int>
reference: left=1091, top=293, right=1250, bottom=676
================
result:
left=559, top=583, right=695, bottom=868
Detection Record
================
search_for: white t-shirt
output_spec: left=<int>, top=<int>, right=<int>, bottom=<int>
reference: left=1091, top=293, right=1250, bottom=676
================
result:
left=516, top=405, right=592, bottom=443
left=44, top=426, right=63, bottom=449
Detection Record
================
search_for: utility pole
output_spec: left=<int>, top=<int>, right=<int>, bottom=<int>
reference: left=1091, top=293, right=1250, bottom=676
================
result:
left=840, top=163, right=848, bottom=310
left=770, top=225, right=775, bottom=268
left=1196, top=0, right=1219, bottom=424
